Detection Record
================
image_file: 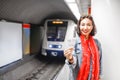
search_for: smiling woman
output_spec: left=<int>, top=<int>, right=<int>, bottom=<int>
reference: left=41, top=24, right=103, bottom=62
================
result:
left=63, top=15, right=102, bottom=80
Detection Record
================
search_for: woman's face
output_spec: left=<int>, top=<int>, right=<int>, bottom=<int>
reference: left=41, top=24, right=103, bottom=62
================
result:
left=80, top=18, right=93, bottom=37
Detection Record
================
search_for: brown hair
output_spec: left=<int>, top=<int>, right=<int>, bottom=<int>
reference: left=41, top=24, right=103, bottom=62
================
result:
left=77, top=15, right=97, bottom=36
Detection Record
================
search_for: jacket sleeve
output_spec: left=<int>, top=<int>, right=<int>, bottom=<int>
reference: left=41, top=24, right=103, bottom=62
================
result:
left=65, top=39, right=78, bottom=68
left=94, top=39, right=103, bottom=78
left=65, top=34, right=82, bottom=69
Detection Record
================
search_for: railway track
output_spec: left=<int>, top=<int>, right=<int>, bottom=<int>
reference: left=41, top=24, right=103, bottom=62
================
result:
left=19, top=56, right=64, bottom=80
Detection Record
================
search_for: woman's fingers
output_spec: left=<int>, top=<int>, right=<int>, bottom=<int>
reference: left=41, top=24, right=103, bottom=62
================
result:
left=64, top=47, right=74, bottom=59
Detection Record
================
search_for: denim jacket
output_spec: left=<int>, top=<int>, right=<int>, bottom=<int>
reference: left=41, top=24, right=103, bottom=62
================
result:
left=66, top=34, right=103, bottom=80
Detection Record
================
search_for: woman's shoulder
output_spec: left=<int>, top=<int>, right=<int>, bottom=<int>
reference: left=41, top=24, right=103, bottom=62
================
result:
left=75, top=33, right=81, bottom=43
left=94, top=38, right=102, bottom=53
left=94, top=38, right=101, bottom=46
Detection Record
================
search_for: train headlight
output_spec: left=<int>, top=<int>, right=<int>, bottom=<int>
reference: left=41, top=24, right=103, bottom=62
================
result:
left=48, top=44, right=52, bottom=48
left=48, top=44, right=62, bottom=48
left=58, top=45, right=62, bottom=48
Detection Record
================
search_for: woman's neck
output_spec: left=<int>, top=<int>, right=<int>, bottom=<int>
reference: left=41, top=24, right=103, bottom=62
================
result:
left=85, top=35, right=89, bottom=40
left=80, top=34, right=90, bottom=40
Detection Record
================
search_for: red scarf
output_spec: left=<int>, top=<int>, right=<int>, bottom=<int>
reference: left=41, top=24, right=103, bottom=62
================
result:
left=76, top=35, right=100, bottom=80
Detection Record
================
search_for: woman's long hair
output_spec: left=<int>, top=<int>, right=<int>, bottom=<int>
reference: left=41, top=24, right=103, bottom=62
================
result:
left=77, top=15, right=97, bottom=36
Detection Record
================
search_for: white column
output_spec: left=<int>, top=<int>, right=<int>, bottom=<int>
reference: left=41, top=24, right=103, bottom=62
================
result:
left=92, top=0, right=120, bottom=80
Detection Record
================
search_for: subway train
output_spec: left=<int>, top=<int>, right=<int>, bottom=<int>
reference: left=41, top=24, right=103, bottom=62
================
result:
left=41, top=19, right=77, bottom=57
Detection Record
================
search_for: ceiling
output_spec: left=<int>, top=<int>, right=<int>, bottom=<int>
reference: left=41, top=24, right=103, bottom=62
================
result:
left=79, top=0, right=91, bottom=14
left=0, top=0, right=90, bottom=26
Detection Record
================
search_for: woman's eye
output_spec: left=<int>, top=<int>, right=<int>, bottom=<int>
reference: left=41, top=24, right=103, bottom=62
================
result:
left=81, top=23, right=85, bottom=26
left=87, top=23, right=91, bottom=26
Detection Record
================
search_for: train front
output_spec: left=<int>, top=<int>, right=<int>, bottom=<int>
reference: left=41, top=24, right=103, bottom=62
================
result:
left=41, top=19, right=76, bottom=57
left=42, top=20, right=75, bottom=57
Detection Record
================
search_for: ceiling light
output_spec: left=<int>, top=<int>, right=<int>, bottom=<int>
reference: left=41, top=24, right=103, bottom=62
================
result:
left=65, top=0, right=81, bottom=20
left=65, top=0, right=76, bottom=3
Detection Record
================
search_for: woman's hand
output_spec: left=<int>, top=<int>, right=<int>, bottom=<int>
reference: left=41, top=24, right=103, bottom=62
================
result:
left=99, top=76, right=101, bottom=80
left=64, top=47, right=74, bottom=63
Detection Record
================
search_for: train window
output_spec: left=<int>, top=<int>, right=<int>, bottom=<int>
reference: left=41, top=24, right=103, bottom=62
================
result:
left=47, top=21, right=68, bottom=41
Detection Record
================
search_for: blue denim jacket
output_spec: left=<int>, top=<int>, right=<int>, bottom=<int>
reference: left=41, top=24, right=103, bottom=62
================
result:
left=66, top=34, right=103, bottom=80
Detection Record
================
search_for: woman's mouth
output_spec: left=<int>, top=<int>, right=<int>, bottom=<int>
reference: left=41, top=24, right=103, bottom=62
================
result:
left=82, top=30, right=89, bottom=33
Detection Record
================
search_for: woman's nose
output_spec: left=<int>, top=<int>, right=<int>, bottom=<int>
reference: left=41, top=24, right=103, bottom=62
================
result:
left=84, top=25, right=87, bottom=29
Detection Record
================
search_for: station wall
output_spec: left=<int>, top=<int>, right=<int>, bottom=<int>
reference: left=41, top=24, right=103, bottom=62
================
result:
left=92, top=0, right=120, bottom=80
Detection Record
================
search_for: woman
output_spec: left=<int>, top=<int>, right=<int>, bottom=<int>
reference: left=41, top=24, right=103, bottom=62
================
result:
left=64, top=15, right=102, bottom=80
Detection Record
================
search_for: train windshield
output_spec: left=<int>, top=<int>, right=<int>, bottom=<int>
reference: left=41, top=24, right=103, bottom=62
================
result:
left=47, top=21, right=68, bottom=41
